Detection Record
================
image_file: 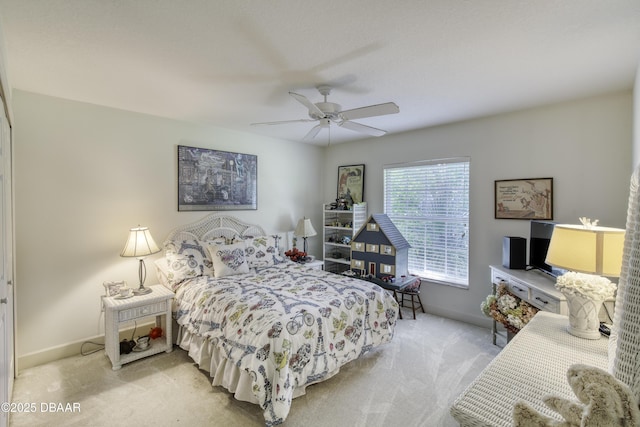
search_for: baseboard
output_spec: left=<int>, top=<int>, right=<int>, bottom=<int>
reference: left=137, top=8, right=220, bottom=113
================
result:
left=17, top=321, right=156, bottom=372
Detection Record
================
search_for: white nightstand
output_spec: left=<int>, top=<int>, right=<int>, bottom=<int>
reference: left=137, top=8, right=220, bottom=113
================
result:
left=304, top=259, right=324, bottom=270
left=102, top=284, right=174, bottom=370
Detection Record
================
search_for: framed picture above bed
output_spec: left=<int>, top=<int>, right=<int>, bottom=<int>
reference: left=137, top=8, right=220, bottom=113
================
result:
left=337, top=164, right=365, bottom=205
left=177, top=145, right=258, bottom=211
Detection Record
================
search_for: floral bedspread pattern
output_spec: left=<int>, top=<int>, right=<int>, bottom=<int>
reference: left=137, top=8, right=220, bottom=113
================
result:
left=173, top=262, right=399, bottom=426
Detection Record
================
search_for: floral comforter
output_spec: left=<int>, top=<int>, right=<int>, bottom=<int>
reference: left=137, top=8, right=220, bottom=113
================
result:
left=173, top=261, right=398, bottom=426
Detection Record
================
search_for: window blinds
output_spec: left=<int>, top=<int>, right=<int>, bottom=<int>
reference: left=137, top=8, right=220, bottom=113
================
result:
left=384, top=158, right=470, bottom=287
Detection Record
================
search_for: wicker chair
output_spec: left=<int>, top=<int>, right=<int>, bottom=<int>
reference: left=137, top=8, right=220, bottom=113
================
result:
left=397, top=278, right=425, bottom=319
left=611, top=165, right=640, bottom=402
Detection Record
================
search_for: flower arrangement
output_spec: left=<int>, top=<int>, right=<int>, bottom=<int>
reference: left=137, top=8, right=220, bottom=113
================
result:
left=285, top=247, right=308, bottom=262
left=481, top=283, right=539, bottom=334
left=554, top=271, right=616, bottom=301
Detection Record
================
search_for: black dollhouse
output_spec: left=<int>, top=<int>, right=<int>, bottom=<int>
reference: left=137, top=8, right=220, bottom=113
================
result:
left=350, top=214, right=410, bottom=279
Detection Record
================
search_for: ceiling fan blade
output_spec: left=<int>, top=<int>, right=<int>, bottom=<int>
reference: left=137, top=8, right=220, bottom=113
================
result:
left=302, top=119, right=330, bottom=141
left=251, top=119, right=316, bottom=126
left=289, top=92, right=326, bottom=118
left=339, top=120, right=386, bottom=137
left=303, top=124, right=323, bottom=141
left=339, top=102, right=399, bottom=121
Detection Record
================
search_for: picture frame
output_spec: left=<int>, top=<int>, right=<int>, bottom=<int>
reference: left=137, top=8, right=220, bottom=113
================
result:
left=495, top=177, right=553, bottom=220
left=177, top=145, right=257, bottom=211
left=103, top=281, right=126, bottom=297
left=337, top=164, right=365, bottom=205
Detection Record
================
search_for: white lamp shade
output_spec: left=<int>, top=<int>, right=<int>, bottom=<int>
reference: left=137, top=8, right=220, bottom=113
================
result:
left=294, top=218, right=317, bottom=238
left=120, top=226, right=161, bottom=258
left=545, top=224, right=625, bottom=277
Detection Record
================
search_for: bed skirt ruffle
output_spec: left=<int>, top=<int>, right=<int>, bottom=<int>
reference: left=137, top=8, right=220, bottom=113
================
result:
left=177, top=326, right=340, bottom=406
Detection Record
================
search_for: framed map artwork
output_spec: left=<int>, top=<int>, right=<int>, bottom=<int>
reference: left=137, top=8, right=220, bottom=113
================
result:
left=177, top=145, right=257, bottom=211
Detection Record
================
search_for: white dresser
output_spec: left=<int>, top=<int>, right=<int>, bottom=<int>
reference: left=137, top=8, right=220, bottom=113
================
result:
left=490, top=265, right=614, bottom=345
left=491, top=265, right=566, bottom=313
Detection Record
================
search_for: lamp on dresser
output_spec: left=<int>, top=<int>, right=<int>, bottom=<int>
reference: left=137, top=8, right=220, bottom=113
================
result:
left=545, top=219, right=624, bottom=339
left=120, top=225, right=161, bottom=295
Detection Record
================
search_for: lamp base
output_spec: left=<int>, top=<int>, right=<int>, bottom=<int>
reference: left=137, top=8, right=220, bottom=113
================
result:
left=133, top=285, right=152, bottom=295
left=567, top=325, right=601, bottom=340
left=562, top=291, right=604, bottom=340
left=133, top=259, right=152, bottom=295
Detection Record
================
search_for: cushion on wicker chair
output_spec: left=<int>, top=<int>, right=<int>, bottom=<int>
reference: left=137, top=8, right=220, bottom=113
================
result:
left=396, top=278, right=424, bottom=319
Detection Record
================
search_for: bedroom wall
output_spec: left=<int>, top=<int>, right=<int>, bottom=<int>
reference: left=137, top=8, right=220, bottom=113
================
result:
left=12, top=90, right=325, bottom=369
left=324, top=91, right=633, bottom=328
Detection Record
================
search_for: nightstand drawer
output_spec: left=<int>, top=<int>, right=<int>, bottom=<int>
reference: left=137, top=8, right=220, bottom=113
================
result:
left=530, top=288, right=560, bottom=313
left=118, top=301, right=167, bottom=322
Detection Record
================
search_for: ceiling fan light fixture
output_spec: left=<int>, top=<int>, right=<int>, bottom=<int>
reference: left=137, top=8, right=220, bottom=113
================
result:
left=312, top=102, right=341, bottom=120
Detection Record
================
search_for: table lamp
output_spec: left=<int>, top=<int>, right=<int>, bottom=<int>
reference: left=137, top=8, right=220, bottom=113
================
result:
left=545, top=220, right=624, bottom=338
left=120, top=226, right=161, bottom=295
left=294, top=217, right=317, bottom=254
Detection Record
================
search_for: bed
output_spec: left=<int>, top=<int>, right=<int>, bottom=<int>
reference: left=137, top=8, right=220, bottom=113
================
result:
left=154, top=214, right=399, bottom=426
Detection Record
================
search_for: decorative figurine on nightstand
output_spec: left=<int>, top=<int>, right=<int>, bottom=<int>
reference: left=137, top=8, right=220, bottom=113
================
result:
left=103, top=280, right=126, bottom=297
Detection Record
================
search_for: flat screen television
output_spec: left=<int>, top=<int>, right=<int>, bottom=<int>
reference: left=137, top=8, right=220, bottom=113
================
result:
left=529, top=220, right=566, bottom=277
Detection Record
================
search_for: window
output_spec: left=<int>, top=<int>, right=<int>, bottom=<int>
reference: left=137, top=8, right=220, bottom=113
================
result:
left=384, top=158, right=470, bottom=287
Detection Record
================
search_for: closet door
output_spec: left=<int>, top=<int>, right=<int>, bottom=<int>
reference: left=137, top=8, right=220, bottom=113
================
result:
left=0, top=100, right=12, bottom=427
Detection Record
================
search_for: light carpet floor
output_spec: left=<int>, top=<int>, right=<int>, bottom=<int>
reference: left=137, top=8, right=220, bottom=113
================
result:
left=9, top=312, right=500, bottom=427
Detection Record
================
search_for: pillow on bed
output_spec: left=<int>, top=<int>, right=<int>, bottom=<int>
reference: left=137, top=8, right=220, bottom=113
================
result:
left=208, top=242, right=250, bottom=278
left=234, top=235, right=285, bottom=268
left=155, top=253, right=205, bottom=290
left=165, top=238, right=226, bottom=269
left=157, top=238, right=227, bottom=287
left=165, top=239, right=212, bottom=265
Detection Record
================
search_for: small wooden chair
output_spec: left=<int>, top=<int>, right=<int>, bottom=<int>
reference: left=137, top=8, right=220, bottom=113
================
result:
left=397, top=278, right=425, bottom=319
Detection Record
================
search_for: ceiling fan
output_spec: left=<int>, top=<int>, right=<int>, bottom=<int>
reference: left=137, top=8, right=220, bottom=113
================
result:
left=252, top=85, right=399, bottom=141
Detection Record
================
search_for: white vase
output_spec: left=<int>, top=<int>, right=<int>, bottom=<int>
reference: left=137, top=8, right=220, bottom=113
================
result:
left=562, top=291, right=604, bottom=339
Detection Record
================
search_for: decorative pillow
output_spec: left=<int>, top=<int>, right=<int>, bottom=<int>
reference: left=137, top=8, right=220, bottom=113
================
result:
left=155, top=252, right=207, bottom=290
left=165, top=239, right=213, bottom=268
left=235, top=235, right=285, bottom=268
left=164, top=238, right=227, bottom=274
left=208, top=242, right=250, bottom=278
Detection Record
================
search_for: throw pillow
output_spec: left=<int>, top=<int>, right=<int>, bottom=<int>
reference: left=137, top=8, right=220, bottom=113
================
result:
left=208, top=242, right=250, bottom=278
left=235, top=235, right=284, bottom=268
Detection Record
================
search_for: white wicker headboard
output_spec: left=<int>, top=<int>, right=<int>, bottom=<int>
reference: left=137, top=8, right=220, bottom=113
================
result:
left=163, top=214, right=267, bottom=247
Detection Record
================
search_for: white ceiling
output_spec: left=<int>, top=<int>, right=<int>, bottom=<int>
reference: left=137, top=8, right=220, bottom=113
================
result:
left=0, top=1, right=638, bottom=145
